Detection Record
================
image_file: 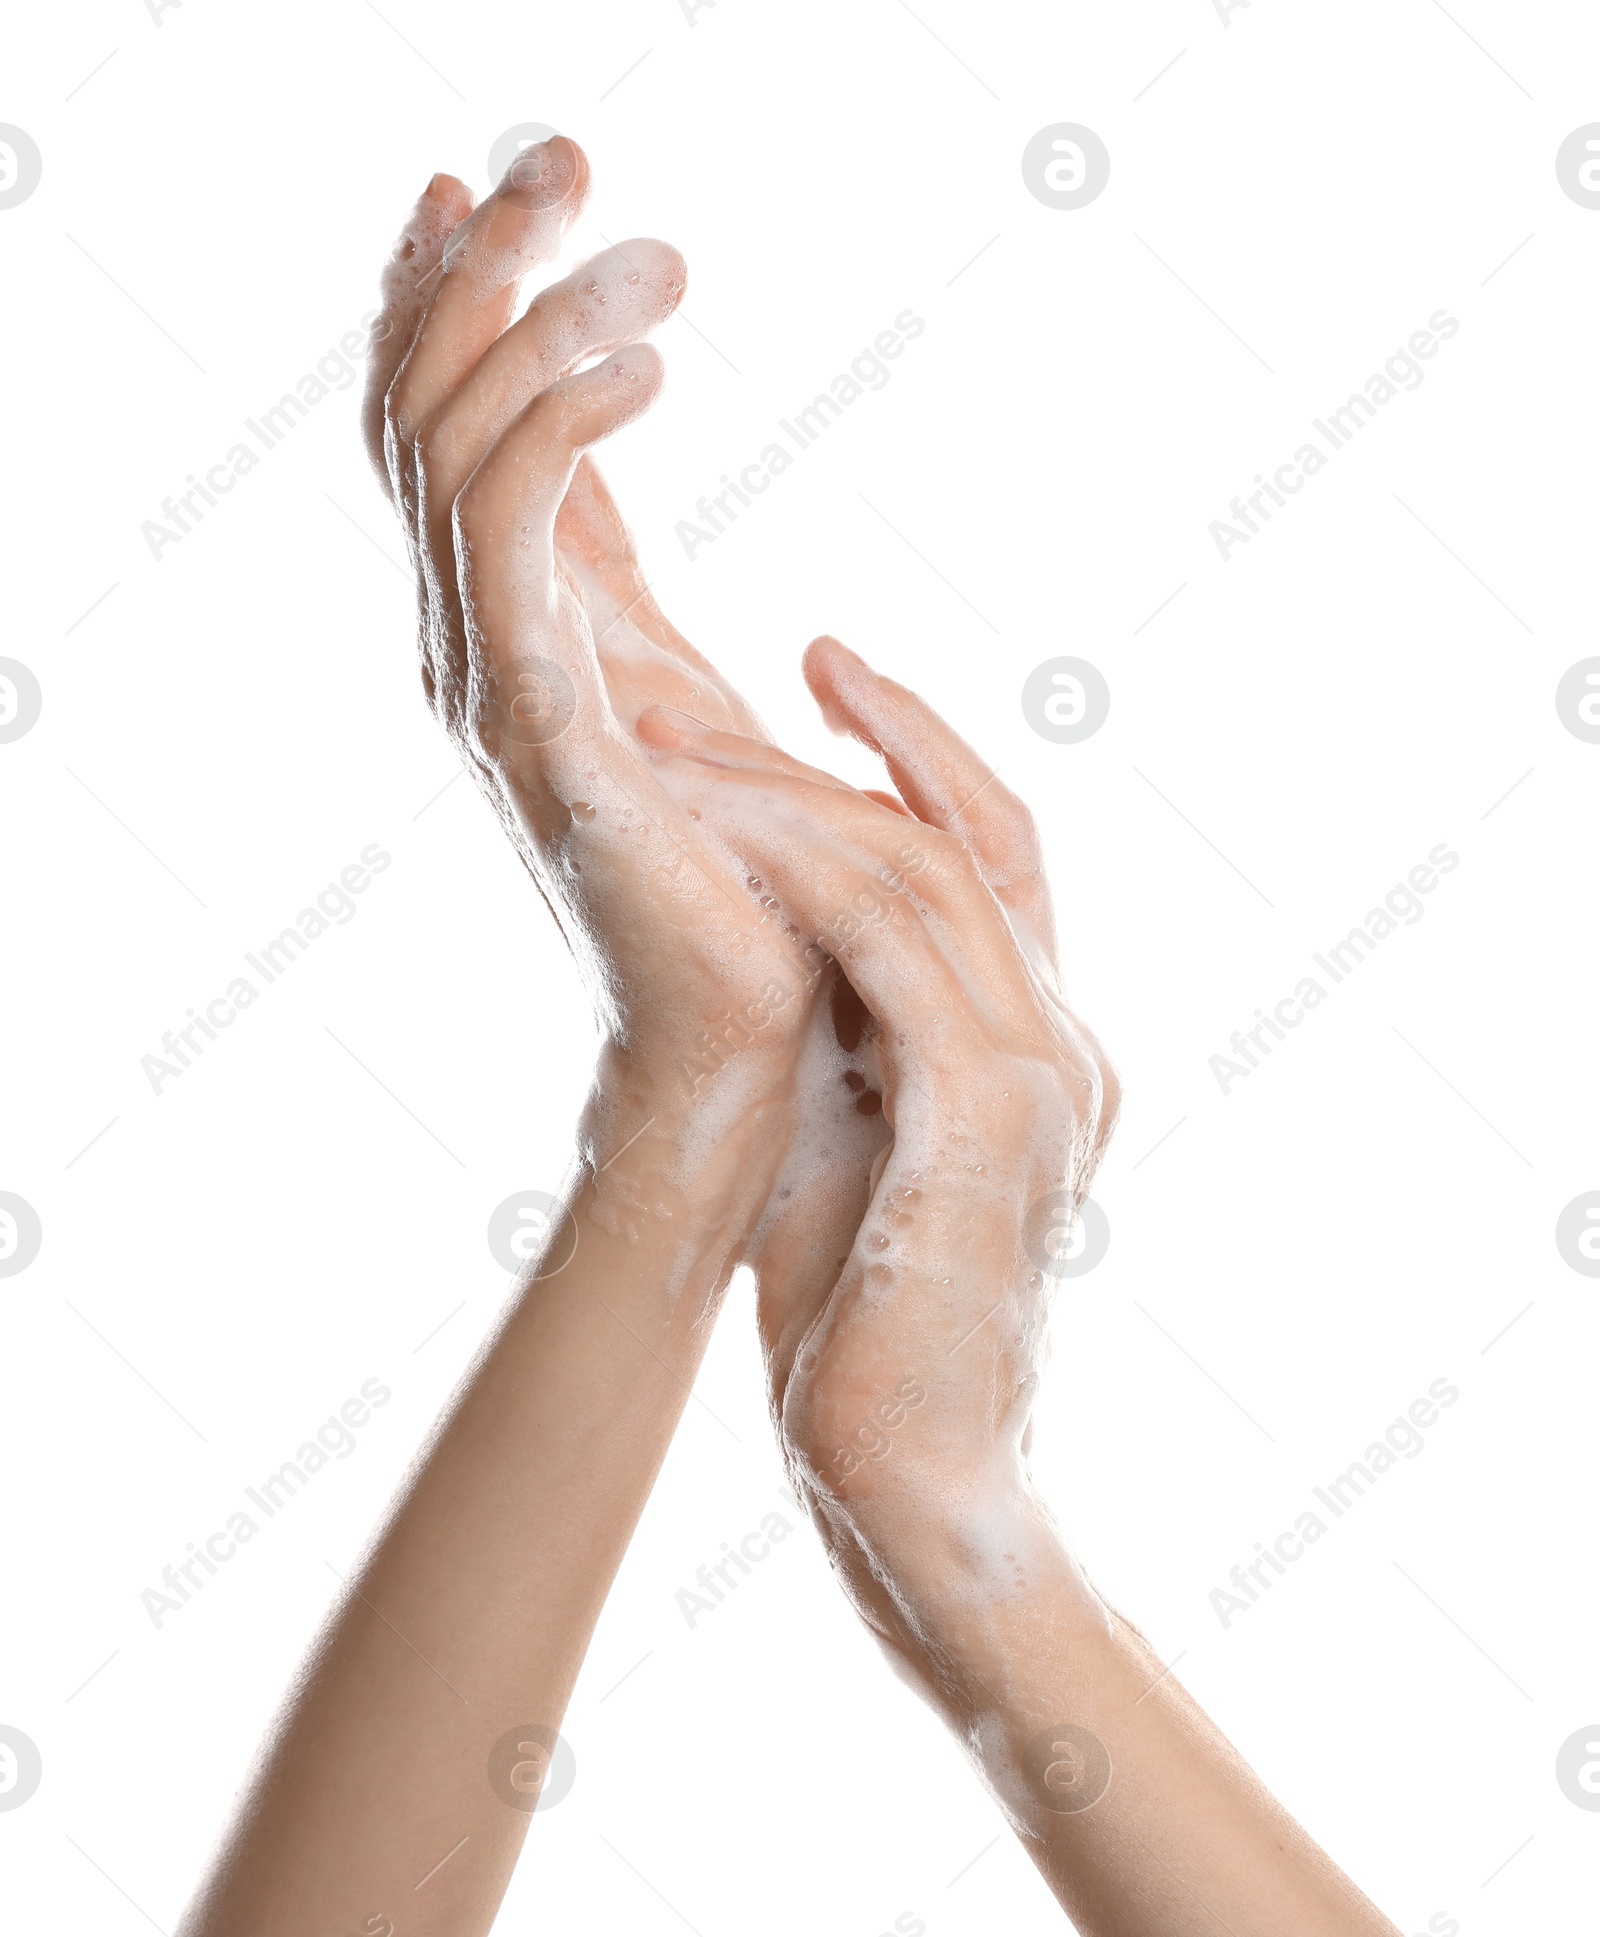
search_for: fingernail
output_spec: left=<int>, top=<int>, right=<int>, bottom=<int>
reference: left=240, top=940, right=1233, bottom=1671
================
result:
left=423, top=172, right=454, bottom=204
left=503, top=136, right=577, bottom=208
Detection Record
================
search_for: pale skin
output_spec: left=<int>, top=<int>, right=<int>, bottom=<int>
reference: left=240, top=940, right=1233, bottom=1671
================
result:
left=177, top=140, right=1402, bottom=1936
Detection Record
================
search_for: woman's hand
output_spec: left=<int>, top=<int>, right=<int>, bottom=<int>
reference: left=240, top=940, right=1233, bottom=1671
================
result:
left=181, top=156, right=888, bottom=1937
left=181, top=144, right=1403, bottom=1937
left=642, top=643, right=1400, bottom=1937
left=641, top=634, right=1119, bottom=1586
left=361, top=146, right=808, bottom=1164
left=361, top=149, right=946, bottom=1308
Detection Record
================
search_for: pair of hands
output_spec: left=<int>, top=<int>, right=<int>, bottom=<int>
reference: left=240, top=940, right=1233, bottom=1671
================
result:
left=360, top=137, right=1119, bottom=1641
left=171, top=136, right=1403, bottom=1937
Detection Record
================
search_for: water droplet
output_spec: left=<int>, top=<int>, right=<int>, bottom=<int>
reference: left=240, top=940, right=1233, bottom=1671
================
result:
left=571, top=801, right=596, bottom=823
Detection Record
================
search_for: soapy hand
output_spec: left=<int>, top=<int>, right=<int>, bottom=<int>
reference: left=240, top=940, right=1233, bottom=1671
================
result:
left=362, top=147, right=939, bottom=1294
left=642, top=636, right=1121, bottom=1613
left=362, top=142, right=812, bottom=1121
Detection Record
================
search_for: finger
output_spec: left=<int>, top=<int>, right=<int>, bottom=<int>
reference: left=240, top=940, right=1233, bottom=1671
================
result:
left=455, top=349, right=672, bottom=780
left=643, top=714, right=906, bottom=821
left=417, top=241, right=686, bottom=540
left=804, top=635, right=1057, bottom=968
left=361, top=174, right=476, bottom=495
left=558, top=457, right=722, bottom=672
left=457, top=345, right=665, bottom=623
left=805, top=642, right=1120, bottom=1140
left=641, top=710, right=907, bottom=1097
left=647, top=719, right=1047, bottom=1059
left=746, top=981, right=889, bottom=1375
left=411, top=238, right=682, bottom=726
left=555, top=460, right=767, bottom=736
left=387, top=137, right=590, bottom=449
left=637, top=706, right=853, bottom=790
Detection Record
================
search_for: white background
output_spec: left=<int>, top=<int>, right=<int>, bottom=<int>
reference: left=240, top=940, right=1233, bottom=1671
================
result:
left=2, top=1, right=1597, bottom=1932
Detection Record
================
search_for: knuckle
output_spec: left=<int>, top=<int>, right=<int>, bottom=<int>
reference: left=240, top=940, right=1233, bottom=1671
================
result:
left=1070, top=1062, right=1101, bottom=1128
left=1095, top=1055, right=1124, bottom=1139
left=413, top=408, right=453, bottom=476
left=779, top=1376, right=842, bottom=1485
left=920, top=826, right=968, bottom=873
left=384, top=367, right=420, bottom=445
left=961, top=788, right=1040, bottom=885
left=987, top=783, right=1041, bottom=856
left=940, top=837, right=990, bottom=900
left=414, top=431, right=464, bottom=534
left=451, top=472, right=490, bottom=543
left=452, top=681, right=498, bottom=766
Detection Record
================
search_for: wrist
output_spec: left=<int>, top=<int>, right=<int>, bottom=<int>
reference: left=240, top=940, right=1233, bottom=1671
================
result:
left=574, top=1038, right=795, bottom=1284
left=829, top=1476, right=1105, bottom=1645
left=845, top=1487, right=1115, bottom=1735
left=591, top=1030, right=794, bottom=1158
left=611, top=1020, right=797, bottom=1119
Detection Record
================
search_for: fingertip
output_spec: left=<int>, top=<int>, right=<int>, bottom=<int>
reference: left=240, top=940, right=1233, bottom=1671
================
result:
left=563, top=341, right=666, bottom=444
left=422, top=171, right=473, bottom=213
left=391, top=175, right=472, bottom=268
left=547, top=135, right=592, bottom=222
left=612, top=237, right=688, bottom=308
left=802, top=633, right=848, bottom=681
left=803, top=635, right=881, bottom=743
left=636, top=702, right=708, bottom=750
left=634, top=705, right=675, bottom=749
left=570, top=241, right=686, bottom=338
left=802, top=635, right=874, bottom=695
left=558, top=135, right=591, bottom=207
left=607, top=339, right=666, bottom=394
left=469, top=341, right=666, bottom=525
left=501, top=134, right=588, bottom=212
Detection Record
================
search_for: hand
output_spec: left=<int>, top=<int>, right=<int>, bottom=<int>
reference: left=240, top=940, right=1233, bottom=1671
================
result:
left=181, top=141, right=1398, bottom=1937
left=641, top=636, right=1121, bottom=1597
left=362, top=149, right=935, bottom=1305
left=643, top=648, right=1402, bottom=1937
left=361, top=145, right=806, bottom=1147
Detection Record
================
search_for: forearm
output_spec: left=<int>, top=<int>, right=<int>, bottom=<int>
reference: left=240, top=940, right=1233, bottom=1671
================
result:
left=180, top=1051, right=790, bottom=1937
left=863, top=1493, right=1401, bottom=1937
